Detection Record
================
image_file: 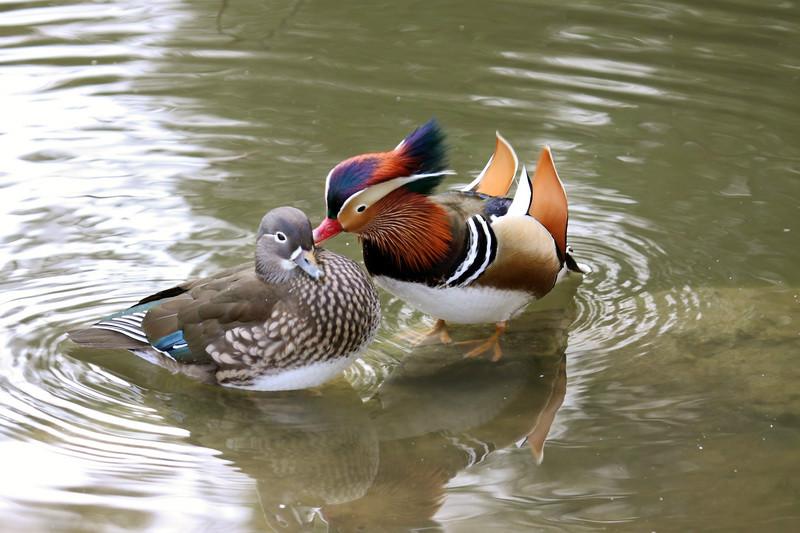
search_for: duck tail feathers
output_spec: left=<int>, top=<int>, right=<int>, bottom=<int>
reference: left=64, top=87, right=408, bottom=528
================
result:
left=67, top=326, right=147, bottom=349
left=564, top=247, right=586, bottom=273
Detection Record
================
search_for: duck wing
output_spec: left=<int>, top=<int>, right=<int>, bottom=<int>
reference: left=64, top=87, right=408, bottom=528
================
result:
left=68, top=262, right=275, bottom=366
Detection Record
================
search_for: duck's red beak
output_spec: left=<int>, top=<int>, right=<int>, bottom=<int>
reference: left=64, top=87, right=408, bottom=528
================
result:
left=313, top=217, right=342, bottom=245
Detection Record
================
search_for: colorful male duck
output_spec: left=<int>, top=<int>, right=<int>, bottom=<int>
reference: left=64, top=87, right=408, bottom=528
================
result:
left=70, top=207, right=381, bottom=390
left=313, top=120, right=583, bottom=360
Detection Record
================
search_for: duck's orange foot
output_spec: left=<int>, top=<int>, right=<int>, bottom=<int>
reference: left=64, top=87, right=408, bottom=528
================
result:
left=400, top=319, right=453, bottom=346
left=456, top=322, right=507, bottom=362
left=420, top=319, right=453, bottom=346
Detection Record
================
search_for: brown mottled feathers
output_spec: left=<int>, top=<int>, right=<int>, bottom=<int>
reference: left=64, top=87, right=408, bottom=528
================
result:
left=135, top=265, right=272, bottom=364
left=138, top=250, right=380, bottom=378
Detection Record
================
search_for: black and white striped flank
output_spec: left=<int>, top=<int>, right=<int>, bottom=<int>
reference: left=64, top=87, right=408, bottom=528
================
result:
left=444, top=214, right=498, bottom=287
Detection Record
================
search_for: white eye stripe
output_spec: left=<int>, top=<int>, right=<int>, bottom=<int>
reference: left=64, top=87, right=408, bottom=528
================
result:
left=324, top=167, right=335, bottom=212
left=262, top=232, right=289, bottom=243
left=336, top=170, right=455, bottom=218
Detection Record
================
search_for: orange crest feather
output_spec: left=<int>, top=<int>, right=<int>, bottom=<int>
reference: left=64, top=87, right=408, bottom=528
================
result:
left=530, top=147, right=568, bottom=259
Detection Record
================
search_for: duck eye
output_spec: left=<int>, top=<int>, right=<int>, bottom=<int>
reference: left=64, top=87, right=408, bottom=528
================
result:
left=274, top=232, right=287, bottom=242
left=356, top=204, right=367, bottom=213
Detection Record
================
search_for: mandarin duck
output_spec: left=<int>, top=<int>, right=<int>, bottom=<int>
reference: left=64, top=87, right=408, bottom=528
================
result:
left=69, top=206, right=381, bottom=391
left=313, top=120, right=583, bottom=360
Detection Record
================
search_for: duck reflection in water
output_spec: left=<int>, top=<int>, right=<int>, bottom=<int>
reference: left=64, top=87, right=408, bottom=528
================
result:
left=113, top=301, right=573, bottom=532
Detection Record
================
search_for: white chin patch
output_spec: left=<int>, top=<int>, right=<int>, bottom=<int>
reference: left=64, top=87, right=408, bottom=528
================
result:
left=280, top=259, right=297, bottom=270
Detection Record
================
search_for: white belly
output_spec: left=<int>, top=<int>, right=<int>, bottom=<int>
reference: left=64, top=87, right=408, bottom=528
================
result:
left=225, top=355, right=357, bottom=391
left=375, top=276, right=533, bottom=324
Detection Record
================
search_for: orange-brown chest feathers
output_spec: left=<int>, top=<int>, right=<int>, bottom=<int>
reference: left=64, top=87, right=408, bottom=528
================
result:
left=359, top=189, right=453, bottom=276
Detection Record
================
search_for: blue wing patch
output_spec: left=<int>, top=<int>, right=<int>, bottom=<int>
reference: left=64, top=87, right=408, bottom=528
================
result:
left=484, top=196, right=513, bottom=218
left=94, top=298, right=195, bottom=361
left=152, top=330, right=192, bottom=360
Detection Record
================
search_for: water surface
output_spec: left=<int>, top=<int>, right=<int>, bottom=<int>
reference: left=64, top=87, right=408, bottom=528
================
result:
left=1, top=0, right=798, bottom=531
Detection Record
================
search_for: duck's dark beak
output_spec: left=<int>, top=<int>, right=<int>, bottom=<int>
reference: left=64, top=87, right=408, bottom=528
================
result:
left=292, top=247, right=323, bottom=280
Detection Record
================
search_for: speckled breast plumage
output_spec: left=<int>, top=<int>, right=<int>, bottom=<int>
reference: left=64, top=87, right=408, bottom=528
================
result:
left=212, top=250, right=381, bottom=386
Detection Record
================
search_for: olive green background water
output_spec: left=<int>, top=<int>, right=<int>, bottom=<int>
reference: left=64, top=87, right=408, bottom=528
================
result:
left=1, top=0, right=798, bottom=531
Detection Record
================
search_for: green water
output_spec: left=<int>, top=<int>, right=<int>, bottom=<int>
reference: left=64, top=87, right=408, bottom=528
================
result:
left=1, top=0, right=798, bottom=531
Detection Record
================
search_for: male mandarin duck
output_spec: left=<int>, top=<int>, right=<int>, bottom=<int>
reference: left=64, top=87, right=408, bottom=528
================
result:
left=69, top=207, right=381, bottom=391
left=313, top=120, right=583, bottom=360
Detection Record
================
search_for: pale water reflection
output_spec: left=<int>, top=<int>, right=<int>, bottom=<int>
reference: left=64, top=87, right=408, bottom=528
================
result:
left=133, top=349, right=567, bottom=530
left=1, top=0, right=799, bottom=531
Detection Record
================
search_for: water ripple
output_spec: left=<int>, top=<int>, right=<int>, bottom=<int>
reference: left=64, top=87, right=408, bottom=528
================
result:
left=1, top=0, right=797, bottom=529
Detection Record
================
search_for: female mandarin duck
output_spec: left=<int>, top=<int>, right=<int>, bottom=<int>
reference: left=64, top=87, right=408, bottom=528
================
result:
left=70, top=207, right=381, bottom=391
left=313, top=120, right=583, bottom=360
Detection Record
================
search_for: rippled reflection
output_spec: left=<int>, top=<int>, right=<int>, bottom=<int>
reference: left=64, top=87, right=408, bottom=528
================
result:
left=129, top=347, right=568, bottom=530
left=2, top=0, right=799, bottom=530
